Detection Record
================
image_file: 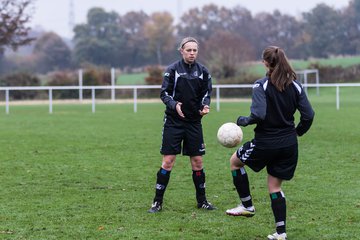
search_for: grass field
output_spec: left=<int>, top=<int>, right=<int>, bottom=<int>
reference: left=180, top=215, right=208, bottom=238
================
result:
left=0, top=87, right=359, bottom=239
left=117, top=73, right=147, bottom=85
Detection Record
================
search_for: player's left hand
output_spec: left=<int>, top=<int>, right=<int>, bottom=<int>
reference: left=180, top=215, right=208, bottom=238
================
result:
left=199, top=105, right=210, bottom=116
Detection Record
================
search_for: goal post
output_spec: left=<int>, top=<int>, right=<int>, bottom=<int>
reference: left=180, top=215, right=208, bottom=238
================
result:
left=295, top=69, right=319, bottom=95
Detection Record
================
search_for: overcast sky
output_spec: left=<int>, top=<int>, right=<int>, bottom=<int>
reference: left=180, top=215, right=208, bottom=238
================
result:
left=30, top=0, right=351, bottom=38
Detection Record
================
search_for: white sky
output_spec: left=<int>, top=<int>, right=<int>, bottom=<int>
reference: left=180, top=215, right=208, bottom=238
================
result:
left=30, top=0, right=351, bottom=38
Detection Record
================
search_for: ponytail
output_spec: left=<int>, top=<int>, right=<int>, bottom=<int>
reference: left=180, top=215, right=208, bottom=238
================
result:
left=262, top=46, right=296, bottom=91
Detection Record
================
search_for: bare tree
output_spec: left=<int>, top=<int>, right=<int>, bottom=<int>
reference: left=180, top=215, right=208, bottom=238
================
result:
left=202, top=31, right=255, bottom=80
left=0, top=0, right=34, bottom=54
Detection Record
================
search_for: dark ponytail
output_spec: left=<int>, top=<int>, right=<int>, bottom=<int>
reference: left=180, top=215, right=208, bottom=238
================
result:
left=262, top=46, right=296, bottom=91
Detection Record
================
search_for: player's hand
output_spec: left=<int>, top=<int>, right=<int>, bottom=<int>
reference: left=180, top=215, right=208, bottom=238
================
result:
left=199, top=105, right=210, bottom=116
left=176, top=102, right=185, bottom=118
left=236, top=116, right=248, bottom=126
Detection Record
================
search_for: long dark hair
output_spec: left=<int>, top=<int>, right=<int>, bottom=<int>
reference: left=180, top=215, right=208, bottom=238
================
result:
left=262, top=46, right=296, bottom=92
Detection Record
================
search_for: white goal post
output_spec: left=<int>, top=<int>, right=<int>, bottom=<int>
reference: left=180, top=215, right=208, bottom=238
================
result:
left=295, top=69, right=320, bottom=95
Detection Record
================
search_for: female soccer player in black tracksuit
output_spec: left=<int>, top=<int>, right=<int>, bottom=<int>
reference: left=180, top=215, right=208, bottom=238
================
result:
left=148, top=37, right=215, bottom=213
left=225, top=46, right=315, bottom=240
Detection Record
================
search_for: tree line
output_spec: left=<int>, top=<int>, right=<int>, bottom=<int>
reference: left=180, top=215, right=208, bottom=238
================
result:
left=1, top=0, right=360, bottom=80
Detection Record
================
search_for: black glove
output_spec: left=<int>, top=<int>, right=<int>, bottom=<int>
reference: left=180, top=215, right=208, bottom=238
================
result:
left=236, top=116, right=248, bottom=127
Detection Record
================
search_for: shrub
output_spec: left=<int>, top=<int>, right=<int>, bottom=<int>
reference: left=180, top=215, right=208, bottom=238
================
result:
left=145, top=65, right=163, bottom=85
left=0, top=72, right=42, bottom=100
left=83, top=68, right=111, bottom=86
left=309, top=63, right=360, bottom=83
left=82, top=67, right=111, bottom=98
left=215, top=72, right=261, bottom=98
left=47, top=71, right=78, bottom=99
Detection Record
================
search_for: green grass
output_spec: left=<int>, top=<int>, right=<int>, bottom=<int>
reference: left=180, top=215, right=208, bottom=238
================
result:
left=290, top=55, right=360, bottom=69
left=304, top=55, right=360, bottom=67
left=0, top=88, right=359, bottom=239
left=117, top=73, right=147, bottom=85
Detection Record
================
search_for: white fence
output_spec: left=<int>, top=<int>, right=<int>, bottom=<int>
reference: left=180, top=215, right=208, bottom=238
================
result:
left=0, top=83, right=359, bottom=114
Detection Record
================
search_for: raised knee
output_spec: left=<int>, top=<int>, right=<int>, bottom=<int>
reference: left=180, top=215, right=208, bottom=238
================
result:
left=230, top=154, right=243, bottom=170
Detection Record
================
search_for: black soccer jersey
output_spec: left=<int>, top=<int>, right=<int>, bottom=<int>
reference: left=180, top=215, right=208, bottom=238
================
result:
left=160, top=59, right=212, bottom=122
left=242, top=77, right=315, bottom=149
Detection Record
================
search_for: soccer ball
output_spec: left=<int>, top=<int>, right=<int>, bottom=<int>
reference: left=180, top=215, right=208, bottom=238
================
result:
left=217, top=122, right=243, bottom=148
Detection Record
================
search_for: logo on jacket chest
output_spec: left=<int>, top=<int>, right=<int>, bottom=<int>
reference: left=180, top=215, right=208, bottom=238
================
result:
left=178, top=71, right=198, bottom=78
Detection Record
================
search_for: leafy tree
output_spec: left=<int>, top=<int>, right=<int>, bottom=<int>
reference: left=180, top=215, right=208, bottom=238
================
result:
left=302, top=4, right=344, bottom=57
left=73, top=7, right=126, bottom=67
left=144, top=12, right=175, bottom=65
left=121, top=11, right=151, bottom=67
left=33, top=32, right=72, bottom=73
left=342, top=0, right=360, bottom=54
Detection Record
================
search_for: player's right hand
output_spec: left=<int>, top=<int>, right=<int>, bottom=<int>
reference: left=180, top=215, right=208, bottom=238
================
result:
left=176, top=102, right=185, bottom=118
left=236, top=116, right=248, bottom=126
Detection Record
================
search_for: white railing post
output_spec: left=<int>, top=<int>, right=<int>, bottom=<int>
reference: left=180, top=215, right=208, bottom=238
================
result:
left=111, top=68, right=115, bottom=101
left=49, top=89, right=53, bottom=114
left=134, top=87, right=137, bottom=113
left=216, top=86, right=220, bottom=112
left=336, top=85, right=340, bottom=110
left=304, top=71, right=308, bottom=95
left=79, top=69, right=83, bottom=102
left=92, top=88, right=95, bottom=113
left=316, top=69, right=320, bottom=96
left=5, top=89, right=9, bottom=114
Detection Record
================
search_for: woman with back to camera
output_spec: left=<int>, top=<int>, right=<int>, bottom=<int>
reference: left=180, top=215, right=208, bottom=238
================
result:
left=225, top=46, right=315, bottom=240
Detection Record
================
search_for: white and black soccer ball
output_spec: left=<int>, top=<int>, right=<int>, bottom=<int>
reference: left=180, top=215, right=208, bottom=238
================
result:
left=217, top=122, right=243, bottom=148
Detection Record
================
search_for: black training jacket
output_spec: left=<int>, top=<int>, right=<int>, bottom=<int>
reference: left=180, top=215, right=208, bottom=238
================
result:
left=241, top=77, right=315, bottom=149
left=160, top=59, right=212, bottom=122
